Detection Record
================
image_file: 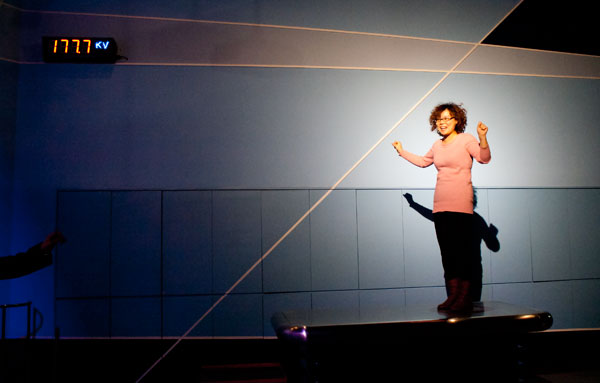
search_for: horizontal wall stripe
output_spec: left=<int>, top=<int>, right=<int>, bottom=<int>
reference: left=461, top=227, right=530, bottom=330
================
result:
left=11, top=4, right=472, bottom=45
left=18, top=11, right=473, bottom=71
left=4, top=0, right=520, bottom=44
left=0, top=4, right=600, bottom=79
left=5, top=58, right=598, bottom=80
left=480, top=43, right=600, bottom=59
left=454, top=71, right=600, bottom=80
left=0, top=56, right=21, bottom=64
left=3, top=3, right=596, bottom=79
left=459, top=45, right=600, bottom=79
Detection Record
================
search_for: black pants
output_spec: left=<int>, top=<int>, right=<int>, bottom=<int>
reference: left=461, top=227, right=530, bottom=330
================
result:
left=433, top=212, right=475, bottom=281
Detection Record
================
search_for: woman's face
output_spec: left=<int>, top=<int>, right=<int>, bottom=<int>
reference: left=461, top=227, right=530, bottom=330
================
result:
left=436, top=109, right=458, bottom=138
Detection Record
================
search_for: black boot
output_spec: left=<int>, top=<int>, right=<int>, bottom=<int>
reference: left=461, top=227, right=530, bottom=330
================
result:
left=449, top=279, right=473, bottom=313
left=437, top=278, right=460, bottom=311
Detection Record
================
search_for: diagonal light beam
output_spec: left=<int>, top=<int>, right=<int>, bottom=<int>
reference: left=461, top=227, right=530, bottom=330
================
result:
left=136, top=1, right=524, bottom=381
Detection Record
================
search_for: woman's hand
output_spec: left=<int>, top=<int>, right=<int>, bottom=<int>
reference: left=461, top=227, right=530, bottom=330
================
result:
left=477, top=122, right=489, bottom=149
left=392, top=141, right=403, bottom=155
left=477, top=122, right=488, bottom=138
left=41, top=231, right=67, bottom=252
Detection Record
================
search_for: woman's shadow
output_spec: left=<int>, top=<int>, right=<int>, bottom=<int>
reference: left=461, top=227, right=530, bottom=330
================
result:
left=403, top=190, right=500, bottom=301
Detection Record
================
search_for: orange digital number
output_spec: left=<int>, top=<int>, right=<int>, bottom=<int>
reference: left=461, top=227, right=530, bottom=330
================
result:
left=73, top=39, right=81, bottom=54
left=83, top=39, right=91, bottom=54
left=50, top=38, right=96, bottom=56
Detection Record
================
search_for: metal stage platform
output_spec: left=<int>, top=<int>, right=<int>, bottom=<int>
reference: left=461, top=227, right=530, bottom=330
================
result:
left=272, top=301, right=553, bottom=382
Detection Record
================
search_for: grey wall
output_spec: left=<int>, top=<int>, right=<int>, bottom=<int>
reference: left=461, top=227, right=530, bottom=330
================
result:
left=1, top=0, right=599, bottom=337
left=55, top=188, right=600, bottom=338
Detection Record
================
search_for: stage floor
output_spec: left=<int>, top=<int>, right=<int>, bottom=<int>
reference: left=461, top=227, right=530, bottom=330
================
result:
left=272, top=301, right=553, bottom=382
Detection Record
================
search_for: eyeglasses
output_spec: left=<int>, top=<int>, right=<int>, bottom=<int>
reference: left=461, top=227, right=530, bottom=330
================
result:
left=435, top=117, right=455, bottom=124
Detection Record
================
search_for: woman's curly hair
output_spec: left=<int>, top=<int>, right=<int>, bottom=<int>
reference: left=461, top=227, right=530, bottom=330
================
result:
left=429, top=103, right=467, bottom=135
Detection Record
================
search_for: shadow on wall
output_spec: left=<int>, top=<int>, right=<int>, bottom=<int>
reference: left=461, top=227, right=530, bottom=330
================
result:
left=403, top=189, right=500, bottom=301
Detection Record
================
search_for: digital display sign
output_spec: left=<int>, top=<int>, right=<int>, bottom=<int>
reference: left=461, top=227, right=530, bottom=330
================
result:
left=42, top=36, right=119, bottom=63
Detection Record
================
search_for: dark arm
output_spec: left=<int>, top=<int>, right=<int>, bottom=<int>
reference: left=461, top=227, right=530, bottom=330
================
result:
left=0, top=231, right=66, bottom=280
left=0, top=244, right=53, bottom=280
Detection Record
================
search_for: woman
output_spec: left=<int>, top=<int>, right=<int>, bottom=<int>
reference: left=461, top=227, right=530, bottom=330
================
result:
left=392, top=103, right=490, bottom=312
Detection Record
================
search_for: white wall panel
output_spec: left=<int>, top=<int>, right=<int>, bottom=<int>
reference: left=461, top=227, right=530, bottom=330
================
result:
left=568, top=189, right=600, bottom=279
left=163, top=191, right=213, bottom=295
left=488, top=189, right=532, bottom=283
left=357, top=190, right=404, bottom=289
left=529, top=189, right=571, bottom=281
left=262, top=190, right=311, bottom=293
left=310, top=190, right=358, bottom=291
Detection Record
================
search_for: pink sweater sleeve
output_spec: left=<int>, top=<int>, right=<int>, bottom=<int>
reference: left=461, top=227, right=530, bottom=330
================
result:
left=400, top=148, right=434, bottom=168
left=465, top=136, right=491, bottom=164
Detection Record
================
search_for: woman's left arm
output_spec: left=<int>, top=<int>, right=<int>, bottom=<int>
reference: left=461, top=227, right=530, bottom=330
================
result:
left=477, top=122, right=489, bottom=149
left=467, top=122, right=491, bottom=163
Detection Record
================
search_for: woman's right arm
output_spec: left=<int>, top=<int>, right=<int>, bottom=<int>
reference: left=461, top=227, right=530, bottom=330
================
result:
left=392, top=141, right=433, bottom=168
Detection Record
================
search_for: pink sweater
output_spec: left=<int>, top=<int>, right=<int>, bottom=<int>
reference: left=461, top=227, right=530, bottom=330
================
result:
left=400, top=133, right=491, bottom=214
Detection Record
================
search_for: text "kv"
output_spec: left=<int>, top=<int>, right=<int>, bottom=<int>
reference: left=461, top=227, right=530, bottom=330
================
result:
left=95, top=41, right=110, bottom=50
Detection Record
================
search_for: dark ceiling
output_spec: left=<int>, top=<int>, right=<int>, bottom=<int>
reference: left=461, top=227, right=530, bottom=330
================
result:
left=483, top=0, right=598, bottom=56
